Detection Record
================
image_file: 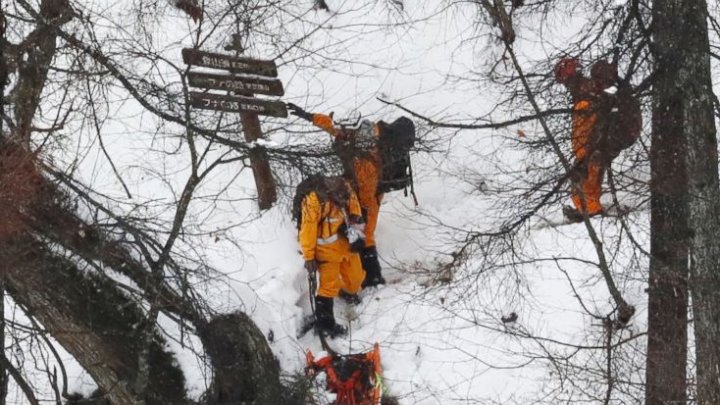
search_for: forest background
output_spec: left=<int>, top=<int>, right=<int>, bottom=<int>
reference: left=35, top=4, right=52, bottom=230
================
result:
left=1, top=0, right=719, bottom=404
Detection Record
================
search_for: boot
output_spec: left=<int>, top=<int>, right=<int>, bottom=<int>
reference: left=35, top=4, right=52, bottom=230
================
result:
left=562, top=205, right=584, bottom=223
left=314, top=296, right=347, bottom=338
left=338, top=289, right=362, bottom=306
left=361, top=246, right=386, bottom=288
left=563, top=205, right=603, bottom=223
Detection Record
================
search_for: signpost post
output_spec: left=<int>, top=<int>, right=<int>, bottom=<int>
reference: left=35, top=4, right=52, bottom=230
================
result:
left=183, top=48, right=284, bottom=210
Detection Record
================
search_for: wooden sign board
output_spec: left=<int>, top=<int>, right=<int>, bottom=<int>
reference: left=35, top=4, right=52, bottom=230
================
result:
left=187, top=72, right=284, bottom=96
left=183, top=48, right=283, bottom=210
left=189, top=92, right=288, bottom=118
left=182, top=48, right=278, bottom=77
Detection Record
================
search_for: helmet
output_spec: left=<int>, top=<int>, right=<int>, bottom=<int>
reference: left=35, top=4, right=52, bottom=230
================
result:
left=357, top=119, right=373, bottom=136
left=324, top=176, right=350, bottom=205
left=555, top=57, right=580, bottom=84
left=354, top=119, right=375, bottom=148
left=590, top=60, right=618, bottom=87
left=335, top=111, right=363, bottom=128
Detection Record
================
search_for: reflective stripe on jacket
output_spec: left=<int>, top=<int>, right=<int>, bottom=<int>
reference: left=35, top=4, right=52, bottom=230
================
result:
left=298, top=188, right=362, bottom=262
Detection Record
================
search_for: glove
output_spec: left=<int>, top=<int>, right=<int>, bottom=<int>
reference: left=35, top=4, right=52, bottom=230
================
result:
left=348, top=214, right=365, bottom=225
left=344, top=215, right=366, bottom=252
left=350, top=223, right=366, bottom=237
left=346, top=225, right=366, bottom=253
left=346, top=226, right=365, bottom=244
left=304, top=259, right=318, bottom=273
left=287, top=103, right=314, bottom=122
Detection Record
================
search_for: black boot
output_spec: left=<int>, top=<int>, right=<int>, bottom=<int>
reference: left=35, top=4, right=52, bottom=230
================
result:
left=562, top=205, right=584, bottom=223
left=338, top=289, right=362, bottom=306
left=563, top=205, right=603, bottom=223
left=361, top=246, right=386, bottom=288
left=314, top=296, right=347, bottom=338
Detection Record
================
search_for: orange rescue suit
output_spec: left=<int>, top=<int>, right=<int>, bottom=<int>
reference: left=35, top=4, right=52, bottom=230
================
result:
left=298, top=189, right=365, bottom=298
left=311, top=114, right=383, bottom=247
left=571, top=99, right=603, bottom=215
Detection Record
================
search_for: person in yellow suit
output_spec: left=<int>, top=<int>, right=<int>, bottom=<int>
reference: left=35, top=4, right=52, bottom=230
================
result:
left=295, top=175, right=366, bottom=338
left=288, top=104, right=386, bottom=287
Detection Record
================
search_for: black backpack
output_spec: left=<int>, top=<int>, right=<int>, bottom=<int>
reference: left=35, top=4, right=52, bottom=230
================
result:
left=593, top=83, right=642, bottom=162
left=608, top=84, right=642, bottom=151
left=376, top=117, right=416, bottom=199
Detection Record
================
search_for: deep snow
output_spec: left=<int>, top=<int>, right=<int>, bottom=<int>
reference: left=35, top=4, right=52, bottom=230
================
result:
left=3, top=1, right=661, bottom=403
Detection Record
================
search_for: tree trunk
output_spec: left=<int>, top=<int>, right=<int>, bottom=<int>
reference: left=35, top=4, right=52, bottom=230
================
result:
left=29, top=178, right=206, bottom=328
left=0, top=9, right=10, bottom=404
left=651, top=0, right=720, bottom=403
left=646, top=47, right=689, bottom=404
left=0, top=284, right=7, bottom=405
left=11, top=0, right=72, bottom=146
left=0, top=238, right=187, bottom=405
left=199, top=313, right=284, bottom=404
left=0, top=143, right=286, bottom=403
left=679, top=12, right=720, bottom=405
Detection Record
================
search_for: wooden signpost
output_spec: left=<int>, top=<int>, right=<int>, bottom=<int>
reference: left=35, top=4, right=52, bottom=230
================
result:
left=183, top=48, right=284, bottom=210
left=187, top=72, right=284, bottom=97
left=182, top=49, right=278, bottom=77
left=188, top=92, right=287, bottom=117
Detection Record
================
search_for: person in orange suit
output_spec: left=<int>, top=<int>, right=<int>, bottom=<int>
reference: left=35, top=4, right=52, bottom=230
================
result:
left=297, top=176, right=366, bottom=337
left=555, top=58, right=623, bottom=221
left=288, top=104, right=387, bottom=287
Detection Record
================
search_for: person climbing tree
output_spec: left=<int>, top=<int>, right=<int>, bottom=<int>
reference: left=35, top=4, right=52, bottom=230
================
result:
left=288, top=104, right=389, bottom=287
left=554, top=58, right=642, bottom=222
left=294, top=175, right=367, bottom=338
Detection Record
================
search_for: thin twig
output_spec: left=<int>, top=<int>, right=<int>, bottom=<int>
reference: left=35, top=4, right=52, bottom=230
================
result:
left=377, top=96, right=568, bottom=130
left=0, top=354, right=39, bottom=405
left=84, top=75, right=133, bottom=199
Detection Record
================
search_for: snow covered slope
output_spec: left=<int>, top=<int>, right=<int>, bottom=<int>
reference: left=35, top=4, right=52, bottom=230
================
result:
left=6, top=1, right=655, bottom=403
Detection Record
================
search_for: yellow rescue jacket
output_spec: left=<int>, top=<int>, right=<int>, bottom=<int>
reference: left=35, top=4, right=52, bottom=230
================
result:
left=299, top=188, right=362, bottom=262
